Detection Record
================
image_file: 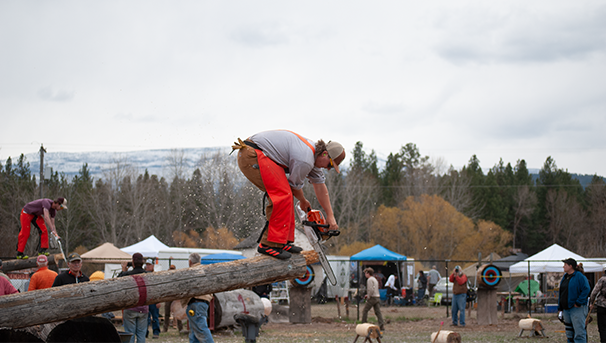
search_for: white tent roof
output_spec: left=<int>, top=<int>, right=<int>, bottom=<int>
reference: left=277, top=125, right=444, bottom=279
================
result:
left=120, top=235, right=170, bottom=258
left=509, top=243, right=604, bottom=273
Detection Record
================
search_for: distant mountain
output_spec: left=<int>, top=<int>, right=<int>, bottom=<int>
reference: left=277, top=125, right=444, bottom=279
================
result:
left=24, top=147, right=224, bottom=181
left=16, top=149, right=605, bottom=187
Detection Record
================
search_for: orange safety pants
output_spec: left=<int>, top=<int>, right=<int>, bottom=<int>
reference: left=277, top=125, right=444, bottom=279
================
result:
left=17, top=209, right=48, bottom=253
left=237, top=147, right=295, bottom=246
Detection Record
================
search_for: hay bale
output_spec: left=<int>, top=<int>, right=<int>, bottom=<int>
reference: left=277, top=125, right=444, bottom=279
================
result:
left=355, top=323, right=381, bottom=338
left=430, top=330, right=462, bottom=343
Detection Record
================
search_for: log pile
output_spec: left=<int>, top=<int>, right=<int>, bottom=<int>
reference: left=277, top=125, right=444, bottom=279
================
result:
left=0, top=250, right=317, bottom=329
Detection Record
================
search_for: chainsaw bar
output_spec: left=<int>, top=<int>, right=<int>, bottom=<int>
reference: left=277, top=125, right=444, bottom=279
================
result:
left=296, top=203, right=337, bottom=286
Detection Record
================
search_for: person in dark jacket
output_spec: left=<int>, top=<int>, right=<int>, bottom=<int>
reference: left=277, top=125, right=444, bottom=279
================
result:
left=119, top=253, right=149, bottom=343
left=558, top=258, right=590, bottom=343
left=416, top=271, right=427, bottom=305
left=52, top=253, right=89, bottom=286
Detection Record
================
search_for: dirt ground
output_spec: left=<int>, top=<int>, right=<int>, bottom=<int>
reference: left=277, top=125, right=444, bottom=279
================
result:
left=117, top=302, right=600, bottom=342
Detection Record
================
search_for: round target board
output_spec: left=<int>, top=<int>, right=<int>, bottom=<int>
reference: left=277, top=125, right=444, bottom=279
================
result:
left=293, top=265, right=315, bottom=287
left=479, top=264, right=502, bottom=288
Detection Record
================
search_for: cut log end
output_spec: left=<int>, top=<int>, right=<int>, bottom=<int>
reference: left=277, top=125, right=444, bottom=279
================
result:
left=301, top=250, right=319, bottom=265
left=430, top=330, right=461, bottom=343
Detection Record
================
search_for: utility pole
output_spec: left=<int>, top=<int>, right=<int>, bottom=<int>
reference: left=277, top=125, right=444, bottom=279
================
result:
left=39, top=144, right=46, bottom=198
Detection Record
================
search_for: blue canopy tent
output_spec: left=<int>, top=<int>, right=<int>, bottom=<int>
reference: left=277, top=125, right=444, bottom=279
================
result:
left=199, top=253, right=246, bottom=265
left=351, top=245, right=407, bottom=319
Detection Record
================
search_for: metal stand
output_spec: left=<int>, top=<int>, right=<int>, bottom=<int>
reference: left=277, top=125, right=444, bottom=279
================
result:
left=233, top=314, right=268, bottom=343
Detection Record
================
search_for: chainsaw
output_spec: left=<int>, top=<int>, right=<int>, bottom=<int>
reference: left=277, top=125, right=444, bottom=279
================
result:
left=295, top=202, right=339, bottom=286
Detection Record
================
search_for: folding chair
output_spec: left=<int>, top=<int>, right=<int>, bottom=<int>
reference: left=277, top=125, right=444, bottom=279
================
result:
left=428, top=293, right=443, bottom=306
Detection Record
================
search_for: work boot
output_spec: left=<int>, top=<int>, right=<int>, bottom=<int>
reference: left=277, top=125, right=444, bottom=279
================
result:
left=282, top=243, right=302, bottom=254
left=38, top=249, right=49, bottom=256
left=16, top=251, right=28, bottom=259
left=257, top=244, right=291, bottom=260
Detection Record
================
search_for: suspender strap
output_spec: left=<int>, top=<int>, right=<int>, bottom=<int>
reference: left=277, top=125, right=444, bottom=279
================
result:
left=282, top=130, right=316, bottom=155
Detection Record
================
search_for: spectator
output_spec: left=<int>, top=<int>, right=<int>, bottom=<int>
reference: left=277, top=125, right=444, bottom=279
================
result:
left=252, top=283, right=273, bottom=299
left=164, top=265, right=184, bottom=334
left=361, top=267, right=385, bottom=331
left=374, top=268, right=385, bottom=289
left=449, top=265, right=468, bottom=327
left=52, top=253, right=89, bottom=287
left=589, top=266, right=606, bottom=343
left=558, top=258, right=590, bottom=343
left=384, top=274, right=399, bottom=305
left=145, top=259, right=161, bottom=339
left=28, top=255, right=58, bottom=291
left=417, top=271, right=427, bottom=306
left=0, top=259, right=18, bottom=296
left=427, top=265, right=441, bottom=297
left=182, top=253, right=214, bottom=343
left=118, top=253, right=148, bottom=343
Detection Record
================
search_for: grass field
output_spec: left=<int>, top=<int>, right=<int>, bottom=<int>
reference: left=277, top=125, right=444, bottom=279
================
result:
left=116, top=302, right=599, bottom=342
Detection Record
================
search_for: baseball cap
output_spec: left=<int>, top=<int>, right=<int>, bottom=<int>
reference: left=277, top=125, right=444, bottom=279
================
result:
left=56, top=197, right=68, bottom=209
left=562, top=258, right=577, bottom=268
left=145, top=259, right=154, bottom=265
left=67, top=252, right=82, bottom=263
left=37, top=255, right=48, bottom=264
left=326, top=141, right=346, bottom=173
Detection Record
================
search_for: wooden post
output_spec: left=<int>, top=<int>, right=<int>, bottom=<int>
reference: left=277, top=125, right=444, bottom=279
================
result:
left=0, top=251, right=317, bottom=329
left=336, top=296, right=341, bottom=318
left=289, top=287, right=312, bottom=324
left=477, top=288, right=498, bottom=325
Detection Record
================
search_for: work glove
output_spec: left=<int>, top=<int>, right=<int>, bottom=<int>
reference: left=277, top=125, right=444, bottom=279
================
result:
left=558, top=311, right=564, bottom=324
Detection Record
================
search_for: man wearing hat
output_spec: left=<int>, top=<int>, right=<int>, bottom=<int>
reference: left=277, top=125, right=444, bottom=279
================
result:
left=0, top=259, right=18, bottom=296
left=232, top=130, right=345, bottom=259
left=16, top=197, right=68, bottom=259
left=28, top=255, right=58, bottom=291
left=558, top=258, right=590, bottom=343
left=118, top=253, right=149, bottom=343
left=52, top=252, right=89, bottom=287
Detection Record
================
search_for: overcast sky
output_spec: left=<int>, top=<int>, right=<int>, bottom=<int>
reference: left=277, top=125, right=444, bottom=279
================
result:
left=1, top=1, right=605, bottom=176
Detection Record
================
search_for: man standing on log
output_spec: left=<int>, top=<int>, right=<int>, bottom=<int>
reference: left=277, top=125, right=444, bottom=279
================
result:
left=118, top=252, right=149, bottom=343
left=52, top=253, right=89, bottom=287
left=28, top=255, right=58, bottom=291
left=362, top=267, right=385, bottom=331
left=16, top=197, right=67, bottom=259
left=183, top=253, right=214, bottom=343
left=232, top=130, right=345, bottom=260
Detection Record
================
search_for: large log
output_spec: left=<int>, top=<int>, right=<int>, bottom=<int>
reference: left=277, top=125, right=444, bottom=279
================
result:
left=2, top=255, right=60, bottom=273
left=0, top=250, right=318, bottom=329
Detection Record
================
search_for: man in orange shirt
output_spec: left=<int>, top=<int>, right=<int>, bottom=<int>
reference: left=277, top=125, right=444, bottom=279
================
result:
left=28, top=255, right=58, bottom=291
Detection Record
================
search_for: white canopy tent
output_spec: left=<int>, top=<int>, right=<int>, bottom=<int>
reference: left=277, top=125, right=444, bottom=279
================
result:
left=120, top=235, right=170, bottom=258
left=509, top=243, right=604, bottom=273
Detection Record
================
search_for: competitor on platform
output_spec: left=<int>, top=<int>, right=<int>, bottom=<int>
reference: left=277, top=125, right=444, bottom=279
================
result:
left=232, top=130, right=345, bottom=259
left=16, top=197, right=67, bottom=259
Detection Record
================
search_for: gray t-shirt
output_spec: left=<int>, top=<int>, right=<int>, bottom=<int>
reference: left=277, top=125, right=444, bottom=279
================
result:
left=250, top=130, right=325, bottom=190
